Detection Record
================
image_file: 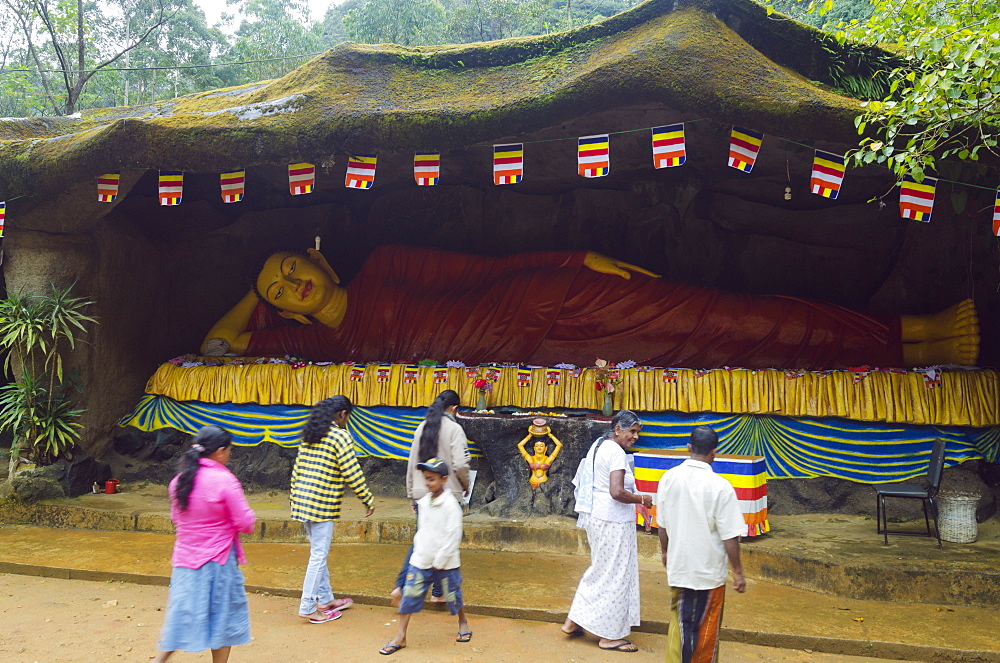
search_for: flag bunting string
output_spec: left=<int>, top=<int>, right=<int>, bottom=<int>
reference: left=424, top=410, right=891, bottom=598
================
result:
left=1, top=117, right=999, bottom=235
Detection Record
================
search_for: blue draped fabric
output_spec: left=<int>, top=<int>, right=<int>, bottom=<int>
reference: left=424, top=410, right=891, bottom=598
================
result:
left=120, top=394, right=483, bottom=458
left=121, top=395, right=998, bottom=482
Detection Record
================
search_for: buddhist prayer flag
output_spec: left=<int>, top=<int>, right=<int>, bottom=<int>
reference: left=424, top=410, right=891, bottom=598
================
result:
left=921, top=367, right=942, bottom=389
left=993, top=189, right=1000, bottom=236
left=97, top=173, right=120, bottom=203
left=577, top=134, right=610, bottom=178
left=0, top=201, right=5, bottom=237
left=376, top=364, right=392, bottom=383
left=414, top=153, right=440, bottom=186
left=158, top=171, right=183, bottom=206
left=899, top=175, right=937, bottom=223
left=346, top=154, right=377, bottom=189
left=810, top=150, right=846, bottom=199
left=465, top=367, right=478, bottom=380
left=651, top=124, right=686, bottom=168
left=403, top=365, right=419, bottom=384
left=634, top=452, right=769, bottom=537
left=433, top=368, right=448, bottom=384
left=546, top=369, right=561, bottom=386
left=486, top=367, right=502, bottom=382
left=785, top=370, right=805, bottom=379
left=517, top=367, right=531, bottom=387
left=662, top=369, right=678, bottom=383
left=288, top=163, right=315, bottom=195
left=493, top=143, right=523, bottom=185
left=694, top=368, right=712, bottom=377
left=728, top=127, right=763, bottom=173
left=349, top=366, right=365, bottom=382
left=220, top=170, right=245, bottom=203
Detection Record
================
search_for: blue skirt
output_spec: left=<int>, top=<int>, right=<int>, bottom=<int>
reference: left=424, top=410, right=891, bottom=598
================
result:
left=158, top=547, right=252, bottom=652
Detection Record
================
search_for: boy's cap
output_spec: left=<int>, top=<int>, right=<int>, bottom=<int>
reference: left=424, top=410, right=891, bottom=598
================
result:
left=417, top=457, right=450, bottom=475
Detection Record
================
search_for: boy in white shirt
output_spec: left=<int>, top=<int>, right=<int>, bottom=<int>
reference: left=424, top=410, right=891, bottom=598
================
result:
left=379, top=457, right=470, bottom=655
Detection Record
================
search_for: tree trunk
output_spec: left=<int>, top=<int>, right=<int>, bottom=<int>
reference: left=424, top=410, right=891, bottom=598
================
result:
left=7, top=435, right=24, bottom=478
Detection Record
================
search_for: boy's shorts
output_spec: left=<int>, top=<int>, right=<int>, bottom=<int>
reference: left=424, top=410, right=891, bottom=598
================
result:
left=399, top=565, right=464, bottom=615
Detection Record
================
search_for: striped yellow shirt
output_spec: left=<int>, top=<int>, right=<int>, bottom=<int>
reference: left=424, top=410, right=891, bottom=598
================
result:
left=290, top=426, right=373, bottom=522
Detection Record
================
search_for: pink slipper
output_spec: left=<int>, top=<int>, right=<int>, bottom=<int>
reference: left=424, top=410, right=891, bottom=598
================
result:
left=319, top=597, right=353, bottom=612
left=308, top=610, right=342, bottom=624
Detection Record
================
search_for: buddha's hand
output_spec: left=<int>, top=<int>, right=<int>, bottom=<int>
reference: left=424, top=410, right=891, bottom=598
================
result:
left=583, top=252, right=661, bottom=279
left=203, top=338, right=231, bottom=356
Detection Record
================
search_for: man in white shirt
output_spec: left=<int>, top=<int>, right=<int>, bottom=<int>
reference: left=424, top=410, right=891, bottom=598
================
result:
left=655, top=426, right=747, bottom=663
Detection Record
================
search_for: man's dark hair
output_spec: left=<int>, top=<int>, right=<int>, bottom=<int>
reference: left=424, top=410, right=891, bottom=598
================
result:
left=689, top=425, right=719, bottom=455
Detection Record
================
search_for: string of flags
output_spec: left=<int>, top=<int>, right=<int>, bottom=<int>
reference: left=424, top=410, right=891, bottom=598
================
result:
left=899, top=174, right=938, bottom=223
left=494, top=143, right=523, bottom=185
left=2, top=122, right=999, bottom=237
left=180, top=356, right=947, bottom=391
left=221, top=170, right=246, bottom=203
left=995, top=190, right=1000, bottom=236
left=158, top=171, right=183, bottom=206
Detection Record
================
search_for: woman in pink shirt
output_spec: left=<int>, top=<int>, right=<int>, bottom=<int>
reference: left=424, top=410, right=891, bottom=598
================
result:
left=153, top=426, right=257, bottom=663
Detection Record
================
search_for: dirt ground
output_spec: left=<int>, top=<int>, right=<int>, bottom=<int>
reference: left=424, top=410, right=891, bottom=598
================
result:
left=0, top=574, right=914, bottom=663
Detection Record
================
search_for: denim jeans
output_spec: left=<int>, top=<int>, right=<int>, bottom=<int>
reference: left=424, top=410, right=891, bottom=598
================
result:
left=299, top=520, right=335, bottom=615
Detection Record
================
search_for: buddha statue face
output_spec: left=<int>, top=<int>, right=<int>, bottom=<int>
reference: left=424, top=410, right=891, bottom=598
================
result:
left=533, top=440, right=547, bottom=455
left=256, top=251, right=341, bottom=316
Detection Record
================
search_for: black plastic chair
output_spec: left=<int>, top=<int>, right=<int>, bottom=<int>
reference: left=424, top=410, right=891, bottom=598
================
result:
left=874, top=438, right=946, bottom=547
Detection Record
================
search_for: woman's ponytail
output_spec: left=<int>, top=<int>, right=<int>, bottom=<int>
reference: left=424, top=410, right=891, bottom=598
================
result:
left=418, top=389, right=460, bottom=462
left=174, top=425, right=232, bottom=511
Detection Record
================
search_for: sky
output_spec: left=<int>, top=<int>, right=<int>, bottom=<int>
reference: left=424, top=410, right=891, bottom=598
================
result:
left=194, top=0, right=340, bottom=30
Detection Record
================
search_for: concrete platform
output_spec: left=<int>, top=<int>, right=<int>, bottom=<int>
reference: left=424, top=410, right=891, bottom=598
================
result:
left=1, top=486, right=998, bottom=608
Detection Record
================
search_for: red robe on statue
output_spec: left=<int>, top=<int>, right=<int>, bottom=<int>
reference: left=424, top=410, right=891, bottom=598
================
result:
left=245, top=245, right=903, bottom=369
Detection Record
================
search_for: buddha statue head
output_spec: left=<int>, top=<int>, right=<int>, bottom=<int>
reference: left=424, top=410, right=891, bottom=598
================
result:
left=253, top=249, right=344, bottom=324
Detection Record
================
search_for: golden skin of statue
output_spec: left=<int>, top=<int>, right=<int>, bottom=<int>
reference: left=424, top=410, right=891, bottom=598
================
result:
left=516, top=420, right=563, bottom=489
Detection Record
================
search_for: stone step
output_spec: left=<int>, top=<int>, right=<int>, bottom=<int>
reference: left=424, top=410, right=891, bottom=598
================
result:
left=2, top=487, right=998, bottom=609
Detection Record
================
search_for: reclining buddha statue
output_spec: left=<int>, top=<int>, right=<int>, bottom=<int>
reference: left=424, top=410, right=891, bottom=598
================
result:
left=201, top=244, right=979, bottom=370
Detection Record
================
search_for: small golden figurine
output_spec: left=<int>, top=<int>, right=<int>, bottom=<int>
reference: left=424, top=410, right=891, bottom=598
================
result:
left=517, top=418, right=563, bottom=488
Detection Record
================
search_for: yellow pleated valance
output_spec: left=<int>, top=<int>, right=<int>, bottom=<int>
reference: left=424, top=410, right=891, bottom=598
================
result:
left=144, top=361, right=1000, bottom=427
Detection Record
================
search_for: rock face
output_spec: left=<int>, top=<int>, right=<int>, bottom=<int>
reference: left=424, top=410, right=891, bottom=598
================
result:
left=1, top=468, right=66, bottom=503
left=462, top=415, right=612, bottom=518
left=0, top=453, right=112, bottom=502
left=769, top=462, right=997, bottom=523
left=0, top=0, right=996, bottom=478
left=109, top=421, right=999, bottom=524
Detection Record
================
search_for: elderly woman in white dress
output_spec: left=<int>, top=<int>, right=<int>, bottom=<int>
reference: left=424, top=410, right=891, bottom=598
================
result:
left=562, top=409, right=649, bottom=653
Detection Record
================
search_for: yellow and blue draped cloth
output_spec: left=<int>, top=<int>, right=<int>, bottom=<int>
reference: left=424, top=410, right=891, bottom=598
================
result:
left=121, top=395, right=998, bottom=484
left=127, top=361, right=999, bottom=483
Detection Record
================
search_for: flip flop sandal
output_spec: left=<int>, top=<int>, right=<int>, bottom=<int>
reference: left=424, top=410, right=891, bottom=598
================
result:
left=319, top=598, right=353, bottom=612
left=308, top=610, right=342, bottom=624
left=457, top=630, right=473, bottom=642
left=379, top=643, right=406, bottom=655
left=599, top=640, right=638, bottom=652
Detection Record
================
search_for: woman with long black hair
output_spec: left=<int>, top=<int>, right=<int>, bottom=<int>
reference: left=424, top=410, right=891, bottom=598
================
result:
left=153, top=426, right=256, bottom=663
left=389, top=389, right=471, bottom=606
left=290, top=395, right=375, bottom=623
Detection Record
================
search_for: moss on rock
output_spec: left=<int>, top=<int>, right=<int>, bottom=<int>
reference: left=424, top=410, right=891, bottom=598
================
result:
left=0, top=0, right=889, bottom=208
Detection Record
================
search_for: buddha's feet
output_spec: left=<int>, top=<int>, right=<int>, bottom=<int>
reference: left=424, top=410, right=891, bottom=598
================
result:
left=902, top=334, right=980, bottom=367
left=901, top=299, right=979, bottom=343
